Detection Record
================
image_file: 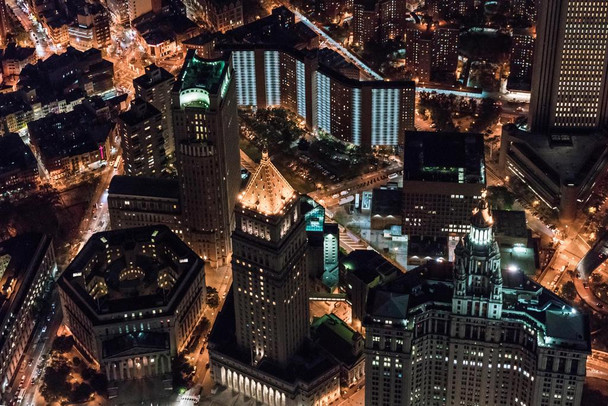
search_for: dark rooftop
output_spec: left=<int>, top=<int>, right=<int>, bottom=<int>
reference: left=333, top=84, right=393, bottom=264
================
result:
left=108, top=175, right=180, bottom=200
left=27, top=105, right=112, bottom=161
left=371, top=187, right=402, bottom=216
left=366, top=260, right=590, bottom=352
left=311, top=313, right=363, bottom=367
left=493, top=210, right=528, bottom=240
left=0, top=133, right=37, bottom=177
left=343, top=250, right=402, bottom=285
left=2, top=43, right=35, bottom=62
left=58, top=225, right=203, bottom=317
left=118, top=98, right=161, bottom=126
left=504, top=124, right=608, bottom=186
left=133, top=64, right=174, bottom=90
left=403, top=131, right=485, bottom=184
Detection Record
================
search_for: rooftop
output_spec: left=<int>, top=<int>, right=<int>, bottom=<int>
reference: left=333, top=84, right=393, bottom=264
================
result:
left=133, top=64, right=174, bottom=89
left=493, top=210, right=528, bottom=240
left=177, top=50, right=228, bottom=96
left=366, top=260, right=590, bottom=352
left=371, top=186, right=402, bottom=216
left=0, top=133, right=37, bottom=177
left=118, top=98, right=161, bottom=126
left=108, top=175, right=180, bottom=200
left=343, top=250, right=402, bottom=285
left=2, top=43, right=35, bottom=62
left=311, top=313, right=363, bottom=366
left=403, top=131, right=485, bottom=184
left=238, top=151, right=297, bottom=216
left=58, top=226, right=203, bottom=316
left=27, top=105, right=112, bottom=161
left=505, top=125, right=608, bottom=186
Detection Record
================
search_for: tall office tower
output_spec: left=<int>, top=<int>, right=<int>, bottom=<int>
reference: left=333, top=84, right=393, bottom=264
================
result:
left=172, top=50, right=240, bottom=267
left=232, top=152, right=309, bottom=365
left=118, top=98, right=166, bottom=177
left=530, top=0, right=608, bottom=132
left=508, top=28, right=535, bottom=91
left=402, top=131, right=485, bottom=238
left=134, top=64, right=176, bottom=158
left=365, top=200, right=590, bottom=406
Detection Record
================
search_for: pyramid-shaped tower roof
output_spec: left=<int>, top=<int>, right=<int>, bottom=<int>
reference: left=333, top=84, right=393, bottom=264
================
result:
left=239, top=151, right=296, bottom=215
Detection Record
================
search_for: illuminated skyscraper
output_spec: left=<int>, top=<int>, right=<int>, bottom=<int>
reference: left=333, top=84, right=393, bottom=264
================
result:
left=232, top=152, right=309, bottom=365
left=530, top=0, right=608, bottom=132
left=172, top=50, right=240, bottom=267
left=207, top=155, right=345, bottom=406
left=365, top=200, right=590, bottom=405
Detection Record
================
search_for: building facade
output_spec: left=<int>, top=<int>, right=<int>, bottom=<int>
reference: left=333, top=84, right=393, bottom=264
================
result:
left=0, top=234, right=56, bottom=393
left=118, top=98, right=166, bottom=177
left=364, top=201, right=590, bottom=405
left=184, top=0, right=243, bottom=32
left=108, top=175, right=183, bottom=236
left=134, top=64, right=176, bottom=157
left=185, top=8, right=416, bottom=148
left=172, top=50, right=240, bottom=267
left=68, top=4, right=111, bottom=51
left=208, top=154, right=344, bottom=406
left=58, top=226, right=206, bottom=382
left=508, top=29, right=535, bottom=91
left=529, top=0, right=608, bottom=132
left=402, top=131, right=485, bottom=238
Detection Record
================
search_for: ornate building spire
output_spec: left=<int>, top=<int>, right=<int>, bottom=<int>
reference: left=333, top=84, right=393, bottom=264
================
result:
left=238, top=151, right=296, bottom=216
left=452, top=197, right=503, bottom=319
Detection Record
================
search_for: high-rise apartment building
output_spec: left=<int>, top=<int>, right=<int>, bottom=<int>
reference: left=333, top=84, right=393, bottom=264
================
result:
left=353, top=0, right=405, bottom=45
left=118, top=98, right=166, bottom=177
left=186, top=7, right=416, bottom=147
left=378, top=0, right=406, bottom=43
left=365, top=201, right=590, bottom=406
left=402, top=131, right=485, bottom=238
left=404, top=25, right=431, bottom=83
left=134, top=64, right=176, bottom=158
left=405, top=24, right=459, bottom=83
left=432, top=27, right=459, bottom=76
left=232, top=152, right=309, bottom=365
left=508, top=28, right=535, bottom=91
left=172, top=50, right=240, bottom=267
left=530, top=0, right=608, bottom=132
left=353, top=0, right=378, bottom=46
